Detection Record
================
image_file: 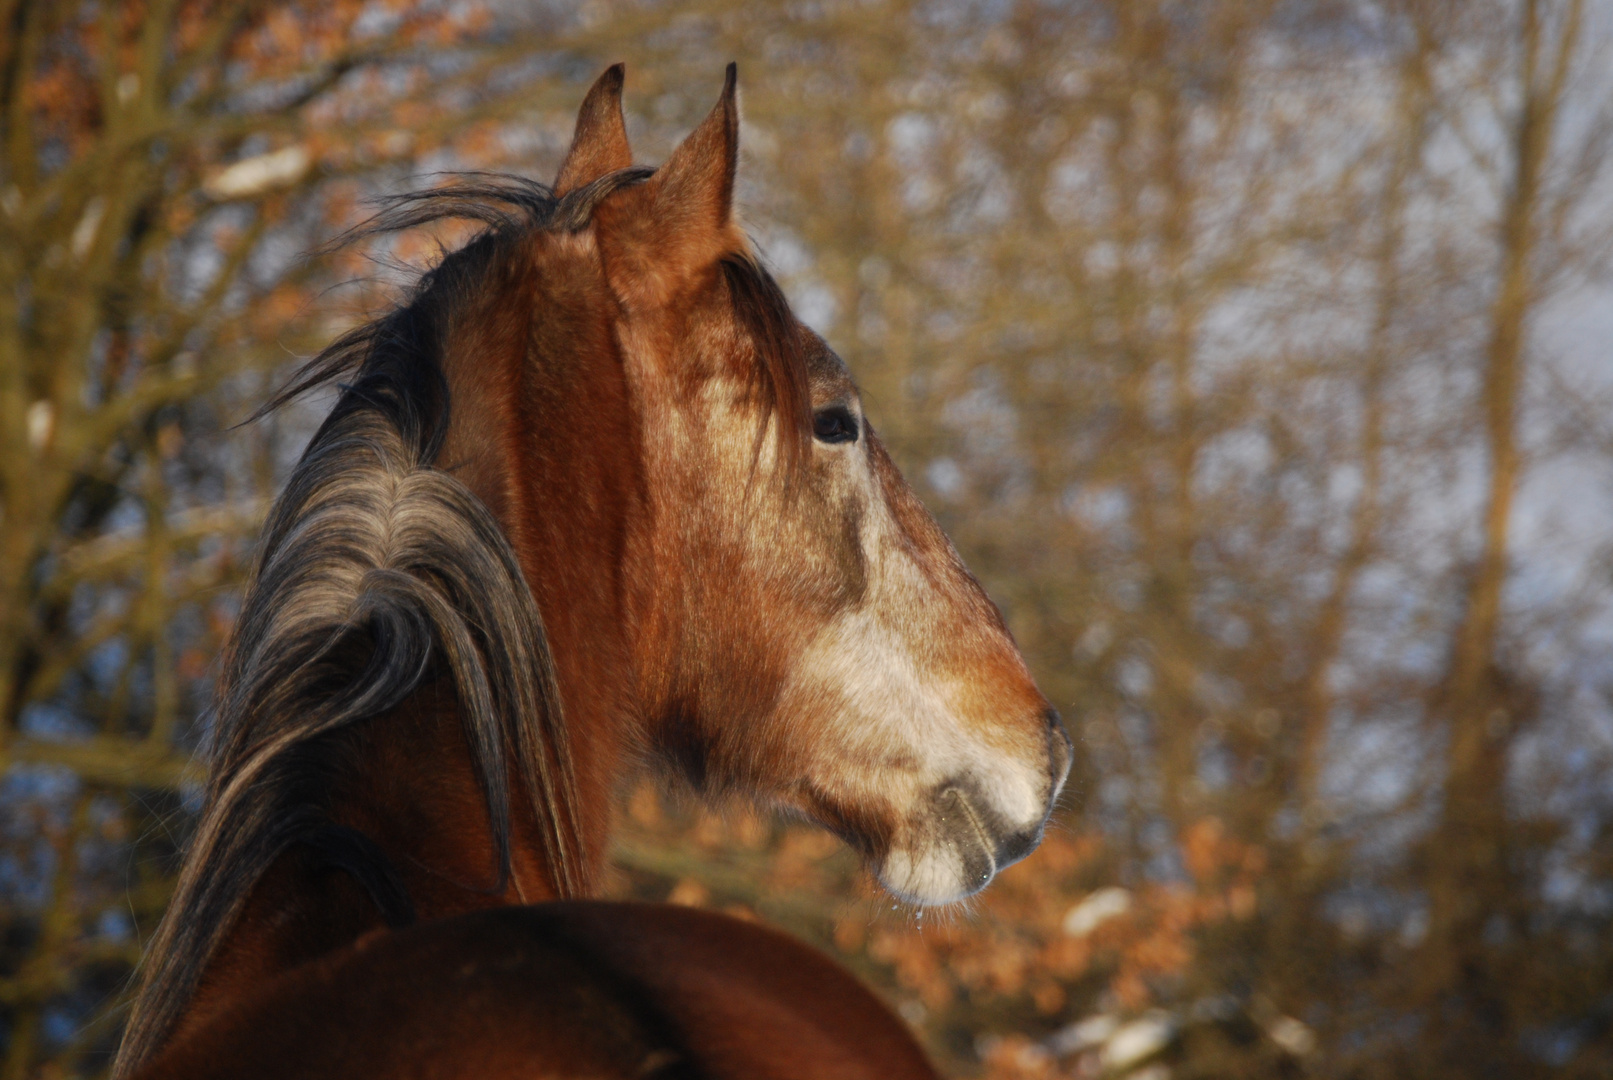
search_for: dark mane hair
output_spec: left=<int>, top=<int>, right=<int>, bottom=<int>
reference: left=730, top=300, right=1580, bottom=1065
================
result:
left=718, top=252, right=813, bottom=474
left=114, top=166, right=818, bottom=1078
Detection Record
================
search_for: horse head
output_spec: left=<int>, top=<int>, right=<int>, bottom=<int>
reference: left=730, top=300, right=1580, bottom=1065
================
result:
left=546, top=65, right=1074, bottom=905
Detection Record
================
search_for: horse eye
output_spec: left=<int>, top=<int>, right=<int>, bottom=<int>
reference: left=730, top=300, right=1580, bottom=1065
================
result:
left=813, top=405, right=859, bottom=445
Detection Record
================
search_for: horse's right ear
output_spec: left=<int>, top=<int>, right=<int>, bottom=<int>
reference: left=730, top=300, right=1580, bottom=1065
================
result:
left=555, top=64, right=632, bottom=196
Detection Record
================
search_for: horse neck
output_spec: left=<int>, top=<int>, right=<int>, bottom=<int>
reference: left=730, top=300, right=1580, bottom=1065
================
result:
left=182, top=244, right=647, bottom=1035
left=173, top=678, right=526, bottom=1044
left=321, top=238, right=646, bottom=904
left=430, top=238, right=646, bottom=886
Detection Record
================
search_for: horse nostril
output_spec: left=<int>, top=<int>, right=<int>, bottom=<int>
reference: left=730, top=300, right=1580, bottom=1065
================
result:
left=994, top=827, right=1040, bottom=871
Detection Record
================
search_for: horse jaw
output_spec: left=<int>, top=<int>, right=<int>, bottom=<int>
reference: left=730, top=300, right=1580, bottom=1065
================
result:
left=776, top=588, right=1071, bottom=906
left=756, top=429, right=1072, bottom=906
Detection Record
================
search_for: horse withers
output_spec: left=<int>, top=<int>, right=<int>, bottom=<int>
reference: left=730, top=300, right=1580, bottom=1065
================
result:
left=115, top=64, right=1073, bottom=1080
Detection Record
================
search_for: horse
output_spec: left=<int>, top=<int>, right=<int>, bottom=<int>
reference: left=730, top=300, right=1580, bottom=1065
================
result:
left=112, top=63, right=1073, bottom=1079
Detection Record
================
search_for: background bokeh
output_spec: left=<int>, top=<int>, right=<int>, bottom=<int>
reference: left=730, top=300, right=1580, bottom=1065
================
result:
left=4, top=1, right=1613, bottom=1077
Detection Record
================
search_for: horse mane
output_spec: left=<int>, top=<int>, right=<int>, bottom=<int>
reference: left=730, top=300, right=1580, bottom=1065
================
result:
left=114, top=165, right=815, bottom=1078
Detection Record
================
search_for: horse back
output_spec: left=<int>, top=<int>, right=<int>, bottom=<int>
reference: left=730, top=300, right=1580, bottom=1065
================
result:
left=137, top=902, right=938, bottom=1080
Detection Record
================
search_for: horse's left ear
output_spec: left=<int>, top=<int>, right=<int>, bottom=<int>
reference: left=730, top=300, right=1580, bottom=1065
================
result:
left=648, top=61, right=739, bottom=230
left=592, top=65, right=746, bottom=308
left=555, top=63, right=633, bottom=196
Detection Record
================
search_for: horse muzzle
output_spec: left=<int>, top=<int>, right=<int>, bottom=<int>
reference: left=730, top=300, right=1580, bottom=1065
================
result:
left=877, top=708, right=1074, bottom=905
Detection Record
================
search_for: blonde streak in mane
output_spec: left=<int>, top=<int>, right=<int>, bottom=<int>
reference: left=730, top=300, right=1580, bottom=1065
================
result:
left=112, top=420, right=419, bottom=1076
left=112, top=408, right=576, bottom=1077
left=386, top=476, right=585, bottom=896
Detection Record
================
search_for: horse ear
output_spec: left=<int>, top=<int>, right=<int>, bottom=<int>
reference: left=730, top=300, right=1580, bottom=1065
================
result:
left=555, top=64, right=632, bottom=197
left=650, top=62, right=739, bottom=230
left=593, top=65, right=745, bottom=308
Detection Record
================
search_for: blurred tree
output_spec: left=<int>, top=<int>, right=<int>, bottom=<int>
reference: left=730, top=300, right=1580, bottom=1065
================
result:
left=5, top=1, right=1613, bottom=1078
left=603, top=1, right=1613, bottom=1076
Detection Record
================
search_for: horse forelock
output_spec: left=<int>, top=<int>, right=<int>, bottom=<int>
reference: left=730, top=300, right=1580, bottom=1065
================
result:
left=717, top=253, right=814, bottom=479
